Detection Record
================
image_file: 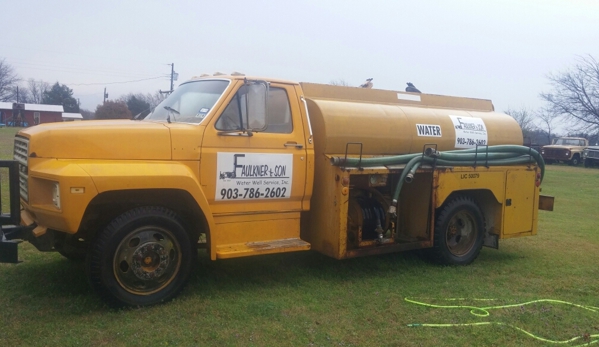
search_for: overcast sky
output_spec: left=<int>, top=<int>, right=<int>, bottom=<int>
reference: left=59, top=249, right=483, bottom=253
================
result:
left=2, top=0, right=598, bottom=131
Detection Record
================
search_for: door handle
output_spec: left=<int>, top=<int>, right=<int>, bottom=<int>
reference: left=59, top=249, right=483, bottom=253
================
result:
left=284, top=142, right=304, bottom=149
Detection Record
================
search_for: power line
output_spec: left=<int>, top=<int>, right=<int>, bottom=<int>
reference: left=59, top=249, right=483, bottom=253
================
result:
left=67, top=76, right=168, bottom=86
left=6, top=59, right=158, bottom=79
left=0, top=45, right=165, bottom=67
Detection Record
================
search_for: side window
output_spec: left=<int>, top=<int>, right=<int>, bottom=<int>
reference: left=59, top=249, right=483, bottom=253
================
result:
left=215, top=87, right=292, bottom=133
left=215, top=93, right=244, bottom=130
left=266, top=88, right=292, bottom=133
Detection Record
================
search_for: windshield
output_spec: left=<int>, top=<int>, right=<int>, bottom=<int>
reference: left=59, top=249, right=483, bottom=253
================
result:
left=553, top=138, right=584, bottom=146
left=145, top=80, right=230, bottom=124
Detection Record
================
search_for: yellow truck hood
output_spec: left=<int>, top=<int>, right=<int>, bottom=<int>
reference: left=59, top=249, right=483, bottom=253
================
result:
left=19, top=120, right=173, bottom=160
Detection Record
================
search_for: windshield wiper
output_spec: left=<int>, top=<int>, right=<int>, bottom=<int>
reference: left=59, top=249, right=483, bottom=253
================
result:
left=163, top=106, right=180, bottom=123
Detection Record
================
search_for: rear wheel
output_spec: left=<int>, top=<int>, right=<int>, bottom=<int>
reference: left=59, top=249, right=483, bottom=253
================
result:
left=87, top=206, right=196, bottom=307
left=430, top=196, right=484, bottom=265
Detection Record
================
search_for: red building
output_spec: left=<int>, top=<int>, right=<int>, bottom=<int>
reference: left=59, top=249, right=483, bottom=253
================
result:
left=0, top=102, right=64, bottom=126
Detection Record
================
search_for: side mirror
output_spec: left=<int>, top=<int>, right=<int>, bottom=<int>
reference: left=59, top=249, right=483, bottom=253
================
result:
left=244, top=81, right=268, bottom=132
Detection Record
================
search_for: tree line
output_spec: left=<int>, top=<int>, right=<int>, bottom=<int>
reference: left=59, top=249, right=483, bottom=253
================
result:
left=0, top=58, right=165, bottom=119
left=0, top=59, right=80, bottom=113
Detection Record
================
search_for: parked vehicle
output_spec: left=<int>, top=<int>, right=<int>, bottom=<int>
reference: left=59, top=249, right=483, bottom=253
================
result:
left=540, top=137, right=588, bottom=165
left=0, top=74, right=554, bottom=306
left=583, top=146, right=599, bottom=167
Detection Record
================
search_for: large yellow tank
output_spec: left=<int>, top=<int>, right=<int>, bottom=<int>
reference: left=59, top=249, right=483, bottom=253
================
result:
left=301, top=83, right=523, bottom=156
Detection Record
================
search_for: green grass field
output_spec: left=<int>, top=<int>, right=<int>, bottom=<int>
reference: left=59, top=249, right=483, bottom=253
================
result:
left=0, top=127, right=598, bottom=346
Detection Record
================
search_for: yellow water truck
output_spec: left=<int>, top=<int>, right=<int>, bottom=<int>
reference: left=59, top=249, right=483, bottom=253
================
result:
left=0, top=75, right=553, bottom=306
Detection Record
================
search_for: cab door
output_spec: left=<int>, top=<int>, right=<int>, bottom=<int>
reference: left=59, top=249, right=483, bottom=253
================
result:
left=200, top=81, right=308, bottom=216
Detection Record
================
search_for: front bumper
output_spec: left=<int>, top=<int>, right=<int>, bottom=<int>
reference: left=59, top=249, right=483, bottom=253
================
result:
left=0, top=161, right=47, bottom=263
left=1, top=160, right=28, bottom=263
left=541, top=154, right=571, bottom=161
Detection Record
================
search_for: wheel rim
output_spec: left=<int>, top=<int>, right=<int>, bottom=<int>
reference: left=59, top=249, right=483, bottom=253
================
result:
left=113, top=226, right=182, bottom=296
left=445, top=210, right=478, bottom=256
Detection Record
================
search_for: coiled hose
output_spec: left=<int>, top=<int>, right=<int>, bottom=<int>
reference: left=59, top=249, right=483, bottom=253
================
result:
left=330, top=145, right=544, bottom=211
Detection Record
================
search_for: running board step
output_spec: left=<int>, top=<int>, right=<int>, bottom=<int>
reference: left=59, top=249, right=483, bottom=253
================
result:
left=216, top=238, right=311, bottom=259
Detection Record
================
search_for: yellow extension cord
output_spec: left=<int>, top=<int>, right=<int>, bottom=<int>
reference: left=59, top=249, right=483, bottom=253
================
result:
left=405, top=298, right=599, bottom=346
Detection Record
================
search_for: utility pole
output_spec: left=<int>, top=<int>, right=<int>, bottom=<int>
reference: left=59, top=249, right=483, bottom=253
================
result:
left=170, top=63, right=175, bottom=92
left=160, top=63, right=177, bottom=95
left=103, top=88, right=108, bottom=104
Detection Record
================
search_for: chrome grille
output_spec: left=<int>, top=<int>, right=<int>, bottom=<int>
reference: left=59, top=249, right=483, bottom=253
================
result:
left=589, top=150, right=599, bottom=159
left=13, top=136, right=29, bottom=202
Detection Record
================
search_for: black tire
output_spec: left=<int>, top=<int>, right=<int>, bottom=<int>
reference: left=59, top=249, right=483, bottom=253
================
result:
left=86, top=206, right=196, bottom=307
left=570, top=155, right=580, bottom=166
left=431, top=196, right=484, bottom=265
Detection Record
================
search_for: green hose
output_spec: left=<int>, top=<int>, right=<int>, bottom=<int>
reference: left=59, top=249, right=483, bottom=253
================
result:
left=389, top=154, right=537, bottom=207
left=331, top=145, right=544, bottom=210
left=405, top=297, right=599, bottom=345
left=330, top=152, right=421, bottom=167
left=332, top=146, right=544, bottom=178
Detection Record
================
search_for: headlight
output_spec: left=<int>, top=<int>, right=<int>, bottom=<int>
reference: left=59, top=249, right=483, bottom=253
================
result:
left=52, top=183, right=61, bottom=209
left=541, top=150, right=545, bottom=154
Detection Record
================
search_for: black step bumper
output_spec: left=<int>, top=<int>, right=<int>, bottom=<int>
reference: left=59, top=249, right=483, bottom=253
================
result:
left=1, top=160, right=27, bottom=263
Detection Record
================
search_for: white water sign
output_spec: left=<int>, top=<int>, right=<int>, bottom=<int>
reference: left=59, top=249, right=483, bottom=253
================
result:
left=449, top=115, right=488, bottom=148
left=216, top=152, right=293, bottom=201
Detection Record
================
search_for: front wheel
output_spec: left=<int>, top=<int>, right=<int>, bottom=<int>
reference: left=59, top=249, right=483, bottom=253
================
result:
left=87, top=206, right=196, bottom=307
left=570, top=155, right=580, bottom=166
left=430, top=196, right=484, bottom=265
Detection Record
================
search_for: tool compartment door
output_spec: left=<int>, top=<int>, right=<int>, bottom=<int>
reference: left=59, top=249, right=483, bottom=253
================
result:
left=503, top=169, right=536, bottom=235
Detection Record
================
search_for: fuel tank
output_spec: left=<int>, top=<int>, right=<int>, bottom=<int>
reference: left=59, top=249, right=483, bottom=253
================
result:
left=301, top=83, right=522, bottom=156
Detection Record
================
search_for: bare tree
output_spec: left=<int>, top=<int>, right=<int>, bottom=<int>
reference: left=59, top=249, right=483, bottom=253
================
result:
left=505, top=107, right=536, bottom=135
left=95, top=100, right=132, bottom=119
left=12, top=85, right=31, bottom=103
left=536, top=107, right=561, bottom=144
left=145, top=90, right=167, bottom=109
left=80, top=108, right=95, bottom=120
left=27, top=79, right=50, bottom=104
left=0, top=58, right=20, bottom=101
left=540, top=55, right=599, bottom=133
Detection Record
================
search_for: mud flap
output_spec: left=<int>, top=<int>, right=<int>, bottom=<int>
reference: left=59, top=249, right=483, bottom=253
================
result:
left=538, top=195, right=555, bottom=211
left=483, top=233, right=499, bottom=249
